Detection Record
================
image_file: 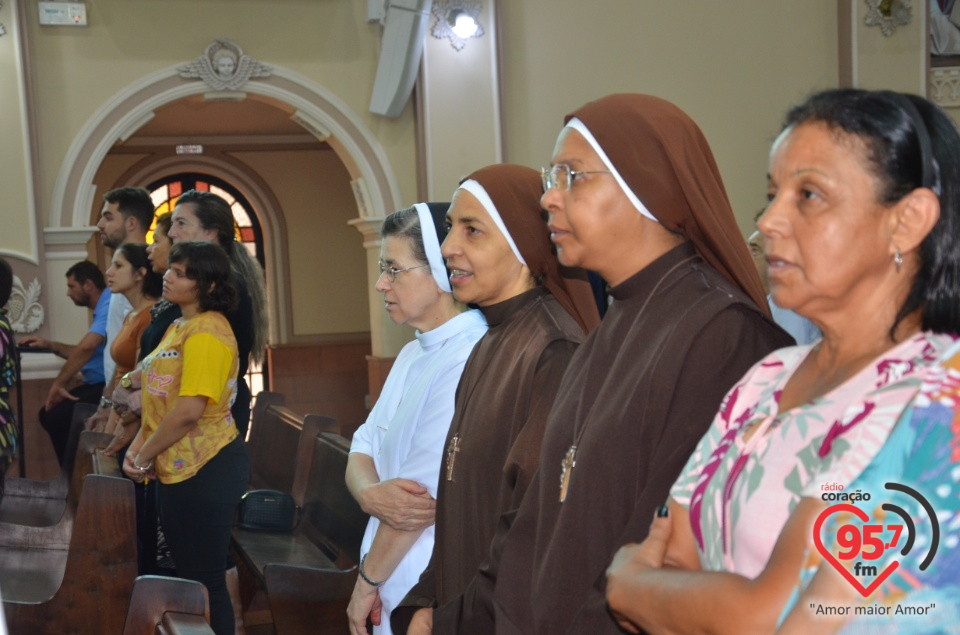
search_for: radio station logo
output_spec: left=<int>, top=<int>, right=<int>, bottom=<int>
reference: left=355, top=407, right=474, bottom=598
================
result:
left=814, top=482, right=940, bottom=598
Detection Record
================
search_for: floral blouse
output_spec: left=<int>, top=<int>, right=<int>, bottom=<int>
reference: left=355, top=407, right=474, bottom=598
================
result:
left=670, top=332, right=955, bottom=578
left=793, top=343, right=960, bottom=634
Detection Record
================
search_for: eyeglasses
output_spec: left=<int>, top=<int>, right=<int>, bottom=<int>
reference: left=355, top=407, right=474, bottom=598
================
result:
left=541, top=164, right=612, bottom=192
left=378, top=261, right=429, bottom=283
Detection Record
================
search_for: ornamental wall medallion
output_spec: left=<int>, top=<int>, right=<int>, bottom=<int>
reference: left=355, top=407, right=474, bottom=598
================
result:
left=7, top=276, right=43, bottom=334
left=865, top=0, right=912, bottom=37
left=178, top=39, right=272, bottom=92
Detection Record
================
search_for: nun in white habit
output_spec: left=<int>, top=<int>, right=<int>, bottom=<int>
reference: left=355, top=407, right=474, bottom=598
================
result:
left=346, top=203, right=488, bottom=635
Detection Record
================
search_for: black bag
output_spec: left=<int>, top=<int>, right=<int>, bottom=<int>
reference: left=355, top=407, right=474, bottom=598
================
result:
left=236, top=489, right=301, bottom=532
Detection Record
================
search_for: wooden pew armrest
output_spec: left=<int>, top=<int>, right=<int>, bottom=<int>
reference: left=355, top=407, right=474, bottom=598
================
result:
left=123, top=575, right=209, bottom=635
left=263, top=563, right=357, bottom=635
left=157, top=611, right=215, bottom=635
left=92, top=451, right=122, bottom=477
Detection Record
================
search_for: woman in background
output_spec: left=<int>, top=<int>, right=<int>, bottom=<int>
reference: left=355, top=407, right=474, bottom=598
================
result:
left=142, top=212, right=181, bottom=359
left=168, top=194, right=265, bottom=633
left=168, top=190, right=268, bottom=439
left=346, top=203, right=487, bottom=635
left=123, top=241, right=247, bottom=635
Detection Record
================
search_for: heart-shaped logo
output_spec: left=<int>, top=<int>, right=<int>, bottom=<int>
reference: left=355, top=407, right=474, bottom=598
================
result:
left=813, top=503, right=899, bottom=597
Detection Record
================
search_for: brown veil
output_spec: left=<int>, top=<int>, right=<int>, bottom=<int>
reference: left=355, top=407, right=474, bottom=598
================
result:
left=566, top=94, right=769, bottom=313
left=461, top=164, right=600, bottom=333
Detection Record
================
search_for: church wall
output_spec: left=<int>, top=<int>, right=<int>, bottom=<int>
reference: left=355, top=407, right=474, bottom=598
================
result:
left=24, top=0, right=418, bottom=227
left=496, top=0, right=841, bottom=235
left=229, top=148, right=368, bottom=337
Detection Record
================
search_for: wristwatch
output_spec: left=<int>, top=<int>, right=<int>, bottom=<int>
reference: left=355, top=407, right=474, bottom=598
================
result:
left=121, top=372, right=133, bottom=390
left=100, top=396, right=113, bottom=409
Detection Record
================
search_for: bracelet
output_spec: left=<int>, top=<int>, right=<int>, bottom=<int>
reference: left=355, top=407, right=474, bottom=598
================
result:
left=132, top=455, right=153, bottom=472
left=358, top=554, right=386, bottom=587
left=100, top=396, right=113, bottom=409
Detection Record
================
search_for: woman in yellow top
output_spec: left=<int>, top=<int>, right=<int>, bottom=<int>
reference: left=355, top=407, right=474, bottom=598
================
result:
left=123, top=241, right=248, bottom=635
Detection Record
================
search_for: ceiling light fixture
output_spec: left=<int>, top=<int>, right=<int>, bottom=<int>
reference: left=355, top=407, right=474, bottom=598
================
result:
left=431, top=1, right=483, bottom=51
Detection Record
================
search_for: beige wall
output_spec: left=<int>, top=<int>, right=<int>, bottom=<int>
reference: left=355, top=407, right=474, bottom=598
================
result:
left=87, top=144, right=370, bottom=339
left=853, top=0, right=927, bottom=95
left=421, top=0, right=501, bottom=199
left=14, top=0, right=417, bottom=350
left=25, top=0, right=419, bottom=226
left=9, top=0, right=947, bottom=359
left=232, top=149, right=368, bottom=336
left=498, top=1, right=841, bottom=235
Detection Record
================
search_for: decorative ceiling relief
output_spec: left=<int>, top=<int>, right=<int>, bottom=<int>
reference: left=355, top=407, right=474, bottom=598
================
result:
left=865, top=0, right=912, bottom=37
left=178, top=39, right=272, bottom=92
left=7, top=276, right=43, bottom=333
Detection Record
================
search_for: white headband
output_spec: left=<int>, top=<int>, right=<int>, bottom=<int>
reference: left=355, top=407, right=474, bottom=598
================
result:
left=456, top=179, right=527, bottom=266
left=413, top=203, right=451, bottom=292
left=563, top=117, right=659, bottom=223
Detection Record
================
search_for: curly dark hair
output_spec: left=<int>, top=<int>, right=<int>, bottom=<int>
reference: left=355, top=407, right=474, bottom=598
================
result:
left=168, top=242, right=238, bottom=314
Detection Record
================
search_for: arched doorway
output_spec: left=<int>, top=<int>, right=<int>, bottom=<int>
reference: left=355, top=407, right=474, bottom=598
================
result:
left=44, top=59, right=403, bottom=435
left=49, top=63, right=403, bottom=355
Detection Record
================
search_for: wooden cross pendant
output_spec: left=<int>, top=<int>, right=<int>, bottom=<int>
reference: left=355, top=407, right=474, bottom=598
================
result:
left=559, top=445, right=577, bottom=503
left=445, top=433, right=461, bottom=481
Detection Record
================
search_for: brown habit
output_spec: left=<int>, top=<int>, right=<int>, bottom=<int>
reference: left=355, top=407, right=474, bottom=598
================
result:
left=492, top=95, right=792, bottom=633
left=392, top=165, right=598, bottom=634
left=392, top=288, right=584, bottom=633
left=493, top=244, right=793, bottom=634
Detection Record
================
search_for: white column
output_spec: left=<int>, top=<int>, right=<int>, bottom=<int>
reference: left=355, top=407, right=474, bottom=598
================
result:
left=420, top=0, right=502, bottom=200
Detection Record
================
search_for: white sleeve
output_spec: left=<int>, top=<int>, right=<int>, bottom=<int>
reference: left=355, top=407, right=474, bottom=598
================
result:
left=393, top=358, right=466, bottom=499
left=102, top=293, right=132, bottom=384
left=350, top=341, right=418, bottom=457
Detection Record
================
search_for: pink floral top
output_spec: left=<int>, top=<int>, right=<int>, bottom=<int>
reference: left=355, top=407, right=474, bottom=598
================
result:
left=670, top=332, right=955, bottom=578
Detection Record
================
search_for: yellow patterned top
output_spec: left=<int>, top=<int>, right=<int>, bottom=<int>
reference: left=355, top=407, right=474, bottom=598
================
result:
left=141, top=311, right=238, bottom=483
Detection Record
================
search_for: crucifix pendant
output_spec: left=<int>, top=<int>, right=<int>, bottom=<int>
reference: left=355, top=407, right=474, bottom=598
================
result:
left=445, top=433, right=461, bottom=481
left=559, top=445, right=577, bottom=503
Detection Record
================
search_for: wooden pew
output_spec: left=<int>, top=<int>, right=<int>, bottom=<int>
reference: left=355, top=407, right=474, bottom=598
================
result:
left=0, top=433, right=137, bottom=634
left=122, top=575, right=210, bottom=635
left=234, top=397, right=337, bottom=627
left=0, top=430, right=116, bottom=550
left=247, top=391, right=337, bottom=495
left=246, top=390, right=286, bottom=486
left=231, top=432, right=369, bottom=635
left=0, top=402, right=97, bottom=526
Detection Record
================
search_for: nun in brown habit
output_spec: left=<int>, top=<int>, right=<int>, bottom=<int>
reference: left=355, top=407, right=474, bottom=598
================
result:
left=391, top=164, right=599, bottom=634
left=491, top=95, right=793, bottom=634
